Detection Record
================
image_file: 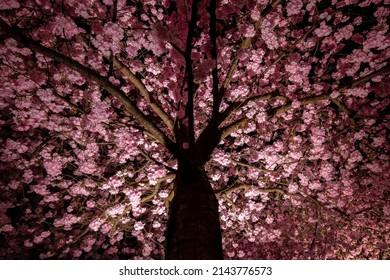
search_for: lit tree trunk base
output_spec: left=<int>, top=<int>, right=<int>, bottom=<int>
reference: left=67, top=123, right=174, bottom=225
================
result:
left=166, top=162, right=223, bottom=259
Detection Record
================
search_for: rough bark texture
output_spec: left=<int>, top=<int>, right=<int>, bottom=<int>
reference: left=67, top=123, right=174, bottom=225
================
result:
left=166, top=162, right=223, bottom=259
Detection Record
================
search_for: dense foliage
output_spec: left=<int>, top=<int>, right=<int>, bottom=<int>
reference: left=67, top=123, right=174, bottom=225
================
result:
left=0, top=0, right=389, bottom=259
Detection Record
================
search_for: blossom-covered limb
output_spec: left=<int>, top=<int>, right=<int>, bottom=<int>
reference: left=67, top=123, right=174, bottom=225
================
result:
left=113, top=57, right=174, bottom=132
left=0, top=18, right=177, bottom=154
left=219, top=0, right=282, bottom=97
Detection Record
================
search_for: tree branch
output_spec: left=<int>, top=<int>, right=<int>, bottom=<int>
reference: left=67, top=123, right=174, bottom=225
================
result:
left=0, top=18, right=178, bottom=156
left=218, top=0, right=282, bottom=98
left=209, top=0, right=220, bottom=120
left=274, top=62, right=390, bottom=115
left=216, top=183, right=285, bottom=197
left=138, top=147, right=177, bottom=174
left=181, top=0, right=199, bottom=150
left=51, top=87, right=87, bottom=115
left=76, top=33, right=175, bottom=133
left=168, top=41, right=185, bottom=57
left=340, top=62, right=390, bottom=90
left=220, top=22, right=318, bottom=125
left=220, top=116, right=250, bottom=141
left=113, top=57, right=174, bottom=132
left=219, top=93, right=287, bottom=126
left=196, top=2, right=315, bottom=158
left=231, top=159, right=279, bottom=173
left=219, top=61, right=389, bottom=141
left=215, top=182, right=320, bottom=209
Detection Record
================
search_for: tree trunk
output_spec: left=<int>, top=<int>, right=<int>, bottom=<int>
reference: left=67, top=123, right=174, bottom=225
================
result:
left=166, top=162, right=223, bottom=259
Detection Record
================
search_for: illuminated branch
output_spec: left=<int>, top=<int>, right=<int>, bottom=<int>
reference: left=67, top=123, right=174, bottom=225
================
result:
left=340, top=62, right=390, bottom=90
left=219, top=93, right=287, bottom=126
left=138, top=147, right=177, bottom=174
left=220, top=117, right=250, bottom=141
left=216, top=183, right=285, bottom=197
left=197, top=7, right=318, bottom=153
left=220, top=22, right=318, bottom=124
left=0, top=18, right=178, bottom=155
left=274, top=93, right=330, bottom=114
left=195, top=0, right=284, bottom=163
left=51, top=88, right=87, bottom=115
left=76, top=33, right=174, bottom=133
left=275, top=62, right=390, bottom=115
left=113, top=57, right=174, bottom=132
left=231, top=159, right=279, bottom=173
left=72, top=174, right=176, bottom=243
left=215, top=183, right=320, bottom=209
left=219, top=0, right=282, bottom=97
left=219, top=63, right=390, bottom=141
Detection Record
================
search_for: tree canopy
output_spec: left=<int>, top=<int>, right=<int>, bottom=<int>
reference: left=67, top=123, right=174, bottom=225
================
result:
left=0, top=0, right=389, bottom=259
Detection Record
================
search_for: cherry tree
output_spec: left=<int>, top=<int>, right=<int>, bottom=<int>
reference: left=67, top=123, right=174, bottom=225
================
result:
left=0, top=0, right=389, bottom=259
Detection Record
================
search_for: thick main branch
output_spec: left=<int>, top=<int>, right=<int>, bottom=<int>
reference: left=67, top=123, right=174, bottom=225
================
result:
left=181, top=0, right=199, bottom=150
left=0, top=18, right=177, bottom=155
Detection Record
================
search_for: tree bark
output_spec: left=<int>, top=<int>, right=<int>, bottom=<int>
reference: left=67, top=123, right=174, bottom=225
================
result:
left=166, top=162, right=223, bottom=259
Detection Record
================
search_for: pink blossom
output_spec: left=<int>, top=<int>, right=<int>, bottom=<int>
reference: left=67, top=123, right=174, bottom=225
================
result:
left=0, top=224, right=14, bottom=232
left=320, top=162, right=334, bottom=181
left=70, top=184, right=90, bottom=196
left=227, top=251, right=235, bottom=258
left=348, top=150, right=362, bottom=164
left=92, top=22, right=124, bottom=55
left=251, top=10, right=260, bottom=21
left=211, top=173, right=221, bottom=181
left=51, top=16, right=83, bottom=38
left=79, top=161, right=97, bottom=174
left=265, top=216, right=274, bottom=224
left=33, top=231, right=51, bottom=244
left=343, top=187, right=354, bottom=196
left=53, top=214, right=81, bottom=230
left=43, top=155, right=64, bottom=177
left=365, top=162, right=382, bottom=173
left=44, top=194, right=59, bottom=203
left=134, top=221, right=145, bottom=231
left=286, top=0, right=303, bottom=16
left=0, top=0, right=19, bottom=10
left=292, top=101, right=301, bottom=109
left=237, top=250, right=245, bottom=258
left=314, top=22, right=333, bottom=37
left=158, top=191, right=169, bottom=199
left=86, top=200, right=96, bottom=208
left=285, top=62, right=311, bottom=85
left=334, top=24, right=354, bottom=42
left=102, top=177, right=124, bottom=194
left=9, top=180, right=20, bottom=190
left=298, top=173, right=309, bottom=186
left=309, top=180, right=323, bottom=191
left=288, top=182, right=299, bottom=193
left=89, top=218, right=105, bottom=232
left=24, top=240, right=34, bottom=248
left=240, top=24, right=256, bottom=38
left=213, top=150, right=231, bottom=166
left=372, top=137, right=385, bottom=147
left=354, top=131, right=366, bottom=140
left=310, top=127, right=326, bottom=147
left=100, top=223, right=112, bottom=234
left=73, top=250, right=82, bottom=258
left=106, top=204, right=126, bottom=217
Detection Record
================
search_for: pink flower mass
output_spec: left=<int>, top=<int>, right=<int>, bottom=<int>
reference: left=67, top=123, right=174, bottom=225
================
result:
left=0, top=0, right=389, bottom=260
